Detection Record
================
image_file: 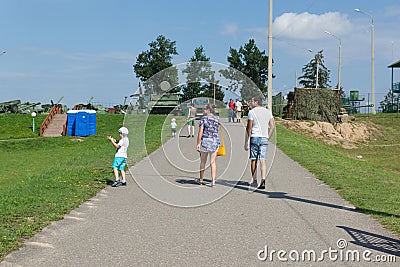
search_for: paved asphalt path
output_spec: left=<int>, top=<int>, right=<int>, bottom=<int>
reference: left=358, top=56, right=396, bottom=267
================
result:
left=1, top=120, right=399, bottom=266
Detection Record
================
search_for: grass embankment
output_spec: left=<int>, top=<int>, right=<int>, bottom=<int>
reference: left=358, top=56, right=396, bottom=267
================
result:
left=0, top=113, right=169, bottom=259
left=276, top=113, right=400, bottom=237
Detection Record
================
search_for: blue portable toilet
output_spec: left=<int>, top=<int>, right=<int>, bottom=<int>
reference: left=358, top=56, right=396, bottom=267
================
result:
left=67, top=110, right=79, bottom=136
left=67, top=110, right=96, bottom=136
left=75, top=111, right=89, bottom=137
left=87, top=110, right=97, bottom=135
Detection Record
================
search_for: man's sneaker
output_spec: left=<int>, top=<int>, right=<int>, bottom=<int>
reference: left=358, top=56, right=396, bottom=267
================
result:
left=111, top=180, right=121, bottom=187
left=257, top=179, right=266, bottom=189
left=120, top=181, right=127, bottom=186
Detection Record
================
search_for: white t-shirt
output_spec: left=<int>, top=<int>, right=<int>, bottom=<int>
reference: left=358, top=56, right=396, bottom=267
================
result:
left=235, top=101, right=243, bottom=111
left=247, top=106, right=273, bottom=138
left=115, top=137, right=129, bottom=158
left=188, top=107, right=196, bottom=118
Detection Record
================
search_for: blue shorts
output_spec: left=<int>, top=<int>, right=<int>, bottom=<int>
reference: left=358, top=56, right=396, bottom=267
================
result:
left=112, top=157, right=127, bottom=170
left=249, top=137, right=268, bottom=160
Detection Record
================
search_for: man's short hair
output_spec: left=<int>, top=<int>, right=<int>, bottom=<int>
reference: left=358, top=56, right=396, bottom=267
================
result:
left=252, top=94, right=264, bottom=105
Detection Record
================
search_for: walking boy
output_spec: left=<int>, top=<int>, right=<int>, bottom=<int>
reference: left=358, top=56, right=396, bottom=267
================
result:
left=244, top=95, right=275, bottom=189
left=107, top=127, right=130, bottom=187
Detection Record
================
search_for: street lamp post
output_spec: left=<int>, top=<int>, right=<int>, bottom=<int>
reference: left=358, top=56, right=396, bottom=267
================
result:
left=315, top=54, right=319, bottom=88
left=355, top=8, right=375, bottom=114
left=325, top=31, right=342, bottom=91
left=267, top=0, right=273, bottom=109
left=31, top=112, right=37, bottom=133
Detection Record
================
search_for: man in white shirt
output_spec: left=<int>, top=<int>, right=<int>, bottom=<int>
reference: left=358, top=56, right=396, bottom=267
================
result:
left=244, top=95, right=275, bottom=189
left=235, top=98, right=243, bottom=123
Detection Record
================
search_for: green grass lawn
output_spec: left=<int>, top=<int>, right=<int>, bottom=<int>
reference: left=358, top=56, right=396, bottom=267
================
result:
left=0, top=113, right=171, bottom=259
left=275, top=113, right=400, bottom=237
left=0, top=112, right=399, bottom=259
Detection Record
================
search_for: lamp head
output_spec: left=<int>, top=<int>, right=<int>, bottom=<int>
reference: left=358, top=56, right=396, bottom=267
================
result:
left=31, top=112, right=37, bottom=118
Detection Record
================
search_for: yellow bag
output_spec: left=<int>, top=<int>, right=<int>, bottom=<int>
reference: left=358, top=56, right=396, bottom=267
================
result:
left=217, top=126, right=226, bottom=156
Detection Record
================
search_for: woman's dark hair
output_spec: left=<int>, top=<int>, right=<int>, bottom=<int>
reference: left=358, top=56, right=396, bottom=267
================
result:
left=205, top=104, right=214, bottom=114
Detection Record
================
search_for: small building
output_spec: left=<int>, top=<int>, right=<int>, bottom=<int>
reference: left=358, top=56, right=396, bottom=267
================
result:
left=386, top=60, right=400, bottom=112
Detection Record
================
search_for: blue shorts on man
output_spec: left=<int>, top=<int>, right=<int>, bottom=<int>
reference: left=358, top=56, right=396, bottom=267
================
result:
left=249, top=137, right=268, bottom=160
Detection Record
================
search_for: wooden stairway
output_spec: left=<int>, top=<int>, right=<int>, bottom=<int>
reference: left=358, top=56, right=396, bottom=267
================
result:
left=42, top=114, right=67, bottom=137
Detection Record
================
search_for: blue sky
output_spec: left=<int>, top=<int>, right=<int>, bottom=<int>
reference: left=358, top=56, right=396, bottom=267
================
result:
left=1, top=0, right=400, bottom=109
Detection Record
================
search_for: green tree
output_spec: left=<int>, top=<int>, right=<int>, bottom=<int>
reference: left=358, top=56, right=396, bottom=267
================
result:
left=298, top=50, right=331, bottom=88
left=221, top=39, right=271, bottom=101
left=182, top=46, right=224, bottom=102
left=133, top=35, right=179, bottom=94
left=200, top=82, right=225, bottom=103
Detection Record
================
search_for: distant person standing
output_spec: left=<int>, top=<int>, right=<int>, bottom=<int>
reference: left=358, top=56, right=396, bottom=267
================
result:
left=171, top=118, right=177, bottom=138
left=228, top=99, right=235, bottom=122
left=235, top=98, right=243, bottom=123
left=187, top=103, right=196, bottom=138
left=244, top=95, right=275, bottom=189
left=196, top=104, right=219, bottom=187
left=107, top=127, right=130, bottom=187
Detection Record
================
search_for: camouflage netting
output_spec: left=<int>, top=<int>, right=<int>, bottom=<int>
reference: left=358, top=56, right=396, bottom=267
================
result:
left=293, top=88, right=340, bottom=123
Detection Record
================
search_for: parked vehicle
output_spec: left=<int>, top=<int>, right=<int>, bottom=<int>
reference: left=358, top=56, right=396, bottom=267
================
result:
left=189, top=97, right=219, bottom=118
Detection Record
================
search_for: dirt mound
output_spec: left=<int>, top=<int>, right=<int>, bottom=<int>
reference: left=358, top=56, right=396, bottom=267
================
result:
left=277, top=119, right=381, bottom=149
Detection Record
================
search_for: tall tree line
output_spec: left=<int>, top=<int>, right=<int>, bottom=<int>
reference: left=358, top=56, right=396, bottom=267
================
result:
left=133, top=35, right=332, bottom=101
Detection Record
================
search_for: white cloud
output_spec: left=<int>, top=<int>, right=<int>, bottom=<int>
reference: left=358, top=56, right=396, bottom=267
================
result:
left=99, top=51, right=135, bottom=62
left=221, top=22, right=239, bottom=37
left=384, top=5, right=400, bottom=17
left=0, top=71, right=30, bottom=79
left=273, top=12, right=352, bottom=40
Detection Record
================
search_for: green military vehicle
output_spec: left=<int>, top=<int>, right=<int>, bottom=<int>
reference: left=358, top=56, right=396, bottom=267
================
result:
left=147, top=93, right=184, bottom=115
left=0, top=99, right=43, bottom=114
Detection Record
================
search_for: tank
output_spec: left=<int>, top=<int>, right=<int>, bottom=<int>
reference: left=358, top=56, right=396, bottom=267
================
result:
left=147, top=93, right=183, bottom=115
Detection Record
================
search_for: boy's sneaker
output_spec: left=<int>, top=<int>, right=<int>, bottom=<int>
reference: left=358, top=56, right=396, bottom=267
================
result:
left=111, top=180, right=121, bottom=187
left=120, top=181, right=127, bottom=186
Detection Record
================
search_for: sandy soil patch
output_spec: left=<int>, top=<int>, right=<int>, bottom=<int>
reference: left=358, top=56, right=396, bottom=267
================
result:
left=277, top=119, right=381, bottom=149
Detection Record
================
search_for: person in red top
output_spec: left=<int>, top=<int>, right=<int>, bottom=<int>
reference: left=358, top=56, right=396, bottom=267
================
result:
left=228, top=99, right=235, bottom=122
